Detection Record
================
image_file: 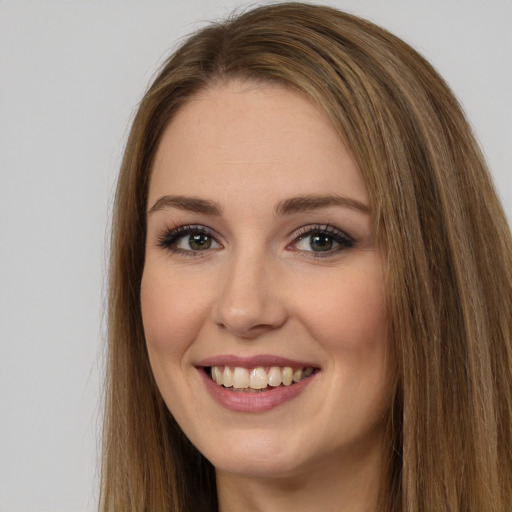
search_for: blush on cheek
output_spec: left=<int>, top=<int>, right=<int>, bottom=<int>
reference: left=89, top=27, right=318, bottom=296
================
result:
left=305, top=286, right=386, bottom=352
left=141, top=275, right=175, bottom=355
left=141, top=272, right=208, bottom=358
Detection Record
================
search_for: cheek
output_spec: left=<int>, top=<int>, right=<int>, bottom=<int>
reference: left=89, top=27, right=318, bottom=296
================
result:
left=140, top=264, right=211, bottom=359
left=294, top=263, right=386, bottom=352
left=141, top=267, right=211, bottom=438
left=300, top=264, right=390, bottom=432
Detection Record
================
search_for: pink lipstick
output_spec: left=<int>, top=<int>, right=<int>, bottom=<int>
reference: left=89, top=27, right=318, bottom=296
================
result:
left=196, top=354, right=319, bottom=413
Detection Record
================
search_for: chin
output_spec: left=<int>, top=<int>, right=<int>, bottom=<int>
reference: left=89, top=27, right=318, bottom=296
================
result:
left=211, top=452, right=307, bottom=480
left=198, top=428, right=318, bottom=479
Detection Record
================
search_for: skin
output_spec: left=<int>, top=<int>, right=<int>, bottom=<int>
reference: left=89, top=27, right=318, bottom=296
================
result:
left=141, top=80, right=391, bottom=512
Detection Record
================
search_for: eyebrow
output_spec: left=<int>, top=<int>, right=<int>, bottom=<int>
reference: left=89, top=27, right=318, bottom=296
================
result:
left=148, top=195, right=222, bottom=216
left=147, top=193, right=370, bottom=216
left=275, top=194, right=370, bottom=215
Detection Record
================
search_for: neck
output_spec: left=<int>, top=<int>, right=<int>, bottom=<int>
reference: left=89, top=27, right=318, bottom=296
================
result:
left=216, top=434, right=385, bottom=512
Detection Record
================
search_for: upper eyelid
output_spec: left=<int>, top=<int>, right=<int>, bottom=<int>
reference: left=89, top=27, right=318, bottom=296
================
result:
left=290, top=223, right=353, bottom=241
left=162, top=224, right=216, bottom=236
left=289, top=224, right=355, bottom=254
left=157, top=224, right=220, bottom=246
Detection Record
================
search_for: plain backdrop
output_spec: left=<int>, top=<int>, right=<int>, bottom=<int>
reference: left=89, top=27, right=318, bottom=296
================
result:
left=0, top=1, right=510, bottom=511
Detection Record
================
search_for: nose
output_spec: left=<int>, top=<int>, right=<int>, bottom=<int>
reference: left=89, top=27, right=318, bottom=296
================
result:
left=212, top=250, right=287, bottom=339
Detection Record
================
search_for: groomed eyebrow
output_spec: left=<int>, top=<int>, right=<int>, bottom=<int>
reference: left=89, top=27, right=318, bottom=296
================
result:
left=275, top=194, right=370, bottom=215
left=148, top=195, right=222, bottom=216
left=147, top=193, right=370, bottom=216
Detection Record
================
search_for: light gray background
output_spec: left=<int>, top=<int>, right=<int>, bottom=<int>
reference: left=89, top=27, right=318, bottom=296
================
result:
left=0, top=1, right=510, bottom=511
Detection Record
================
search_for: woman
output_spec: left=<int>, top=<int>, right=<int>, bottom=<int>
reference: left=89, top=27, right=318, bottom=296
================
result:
left=100, top=3, right=512, bottom=511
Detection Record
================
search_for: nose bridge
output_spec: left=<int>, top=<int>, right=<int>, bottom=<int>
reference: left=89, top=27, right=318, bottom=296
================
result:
left=213, top=242, right=285, bottom=337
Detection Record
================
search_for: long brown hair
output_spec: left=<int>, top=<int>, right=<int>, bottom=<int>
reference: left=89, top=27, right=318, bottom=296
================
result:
left=100, top=3, right=512, bottom=510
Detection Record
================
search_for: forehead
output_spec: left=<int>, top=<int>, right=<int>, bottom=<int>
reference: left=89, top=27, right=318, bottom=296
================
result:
left=149, top=81, right=368, bottom=206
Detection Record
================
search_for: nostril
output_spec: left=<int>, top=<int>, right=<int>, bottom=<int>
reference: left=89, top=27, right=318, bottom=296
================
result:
left=212, top=275, right=288, bottom=337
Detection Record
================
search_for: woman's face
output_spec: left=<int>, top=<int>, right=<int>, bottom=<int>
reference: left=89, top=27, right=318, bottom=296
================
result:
left=141, top=81, right=390, bottom=479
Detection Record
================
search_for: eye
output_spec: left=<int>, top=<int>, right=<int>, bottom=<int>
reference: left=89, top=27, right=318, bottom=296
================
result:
left=157, top=225, right=222, bottom=255
left=291, top=224, right=354, bottom=256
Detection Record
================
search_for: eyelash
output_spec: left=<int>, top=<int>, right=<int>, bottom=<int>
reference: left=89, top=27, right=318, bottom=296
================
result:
left=156, top=223, right=354, bottom=258
left=289, top=224, right=354, bottom=257
left=156, top=224, right=220, bottom=257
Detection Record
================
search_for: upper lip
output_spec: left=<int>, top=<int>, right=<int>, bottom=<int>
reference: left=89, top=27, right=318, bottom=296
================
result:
left=196, top=354, right=320, bottom=369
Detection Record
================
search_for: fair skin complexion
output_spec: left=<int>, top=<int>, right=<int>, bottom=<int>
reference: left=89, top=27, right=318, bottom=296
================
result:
left=141, top=81, right=390, bottom=512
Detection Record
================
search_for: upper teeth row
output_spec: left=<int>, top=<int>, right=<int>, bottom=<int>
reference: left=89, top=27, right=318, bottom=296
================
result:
left=211, top=366, right=314, bottom=389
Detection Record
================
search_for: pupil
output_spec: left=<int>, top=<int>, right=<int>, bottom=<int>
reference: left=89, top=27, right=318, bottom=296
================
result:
left=310, top=234, right=332, bottom=251
left=189, top=233, right=211, bottom=250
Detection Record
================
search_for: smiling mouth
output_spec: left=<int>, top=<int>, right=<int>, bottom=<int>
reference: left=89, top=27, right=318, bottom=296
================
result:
left=206, top=365, right=317, bottom=393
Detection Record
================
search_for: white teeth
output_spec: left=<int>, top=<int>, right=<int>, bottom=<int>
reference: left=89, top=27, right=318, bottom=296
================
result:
left=211, top=365, right=315, bottom=390
left=213, top=366, right=222, bottom=384
left=292, top=368, right=303, bottom=383
left=282, top=367, right=293, bottom=386
left=249, top=367, right=268, bottom=389
left=267, top=366, right=282, bottom=387
left=232, top=367, right=250, bottom=389
left=222, top=367, right=233, bottom=387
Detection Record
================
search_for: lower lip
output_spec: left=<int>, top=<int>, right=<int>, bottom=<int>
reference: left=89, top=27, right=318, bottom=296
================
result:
left=198, top=368, right=317, bottom=413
